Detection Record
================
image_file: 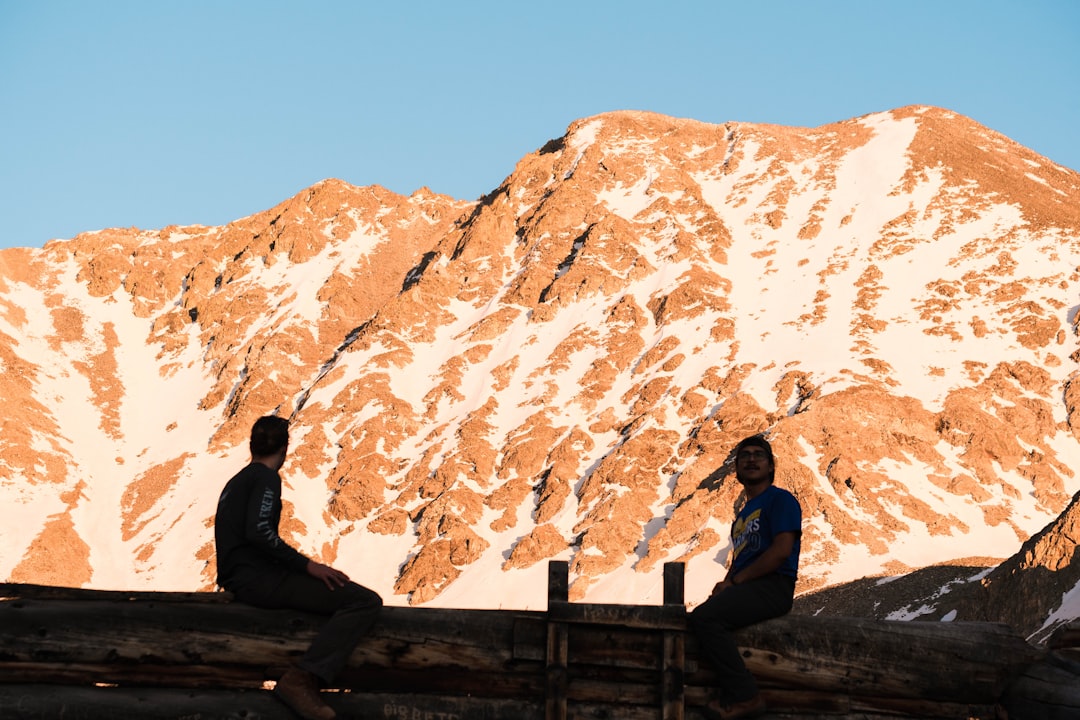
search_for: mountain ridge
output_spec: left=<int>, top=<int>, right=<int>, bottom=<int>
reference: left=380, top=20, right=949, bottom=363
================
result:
left=1, top=105, right=1078, bottom=642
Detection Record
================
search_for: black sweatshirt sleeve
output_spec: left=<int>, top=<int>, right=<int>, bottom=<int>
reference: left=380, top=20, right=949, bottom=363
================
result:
left=243, top=468, right=311, bottom=572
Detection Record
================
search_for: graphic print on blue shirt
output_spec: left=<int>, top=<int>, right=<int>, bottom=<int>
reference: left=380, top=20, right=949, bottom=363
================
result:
left=731, top=509, right=763, bottom=561
left=729, top=485, right=802, bottom=579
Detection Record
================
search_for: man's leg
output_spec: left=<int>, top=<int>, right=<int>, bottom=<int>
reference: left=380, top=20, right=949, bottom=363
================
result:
left=235, top=572, right=382, bottom=720
left=288, top=579, right=383, bottom=683
left=238, top=572, right=383, bottom=683
left=689, top=574, right=794, bottom=702
left=236, top=569, right=384, bottom=686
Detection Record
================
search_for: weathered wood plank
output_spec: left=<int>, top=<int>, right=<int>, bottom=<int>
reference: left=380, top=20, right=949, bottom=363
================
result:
left=0, top=684, right=287, bottom=720
left=546, top=620, right=569, bottom=720
left=565, top=671, right=660, bottom=705
left=339, top=665, right=546, bottom=699
left=663, top=563, right=686, bottom=720
left=547, top=560, right=570, bottom=720
left=685, top=686, right=1002, bottom=720
left=0, top=685, right=548, bottom=720
left=548, top=600, right=686, bottom=630
left=0, top=684, right=1003, bottom=720
left=0, top=583, right=233, bottom=603
left=0, top=662, right=266, bottom=689
left=567, top=625, right=663, bottom=668
left=662, top=632, right=685, bottom=720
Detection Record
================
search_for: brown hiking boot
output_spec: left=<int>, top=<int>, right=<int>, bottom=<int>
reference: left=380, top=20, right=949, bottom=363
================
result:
left=274, top=667, right=337, bottom=720
left=702, top=693, right=767, bottom=719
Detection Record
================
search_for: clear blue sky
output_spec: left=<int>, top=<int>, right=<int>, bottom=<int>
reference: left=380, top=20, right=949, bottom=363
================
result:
left=1, top=0, right=1077, bottom=250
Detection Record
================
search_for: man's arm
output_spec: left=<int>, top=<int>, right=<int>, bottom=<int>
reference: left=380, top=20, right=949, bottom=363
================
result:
left=244, top=473, right=354, bottom=589
left=243, top=479, right=310, bottom=572
left=712, top=531, right=798, bottom=594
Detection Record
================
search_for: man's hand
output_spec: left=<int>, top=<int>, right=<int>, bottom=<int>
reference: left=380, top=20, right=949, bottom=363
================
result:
left=307, top=560, right=350, bottom=590
left=710, top=577, right=735, bottom=597
left=707, top=531, right=798, bottom=598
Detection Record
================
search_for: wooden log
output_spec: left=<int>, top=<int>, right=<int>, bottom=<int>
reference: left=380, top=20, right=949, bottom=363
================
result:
left=0, top=661, right=266, bottom=689
left=0, top=685, right=548, bottom=720
left=0, top=684, right=290, bottom=720
left=686, top=685, right=1003, bottom=720
left=0, top=683, right=1009, bottom=720
left=689, top=615, right=1045, bottom=705
left=1000, top=649, right=1080, bottom=719
left=0, top=594, right=548, bottom=688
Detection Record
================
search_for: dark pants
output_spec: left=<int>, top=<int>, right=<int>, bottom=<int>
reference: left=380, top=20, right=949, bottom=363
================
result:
left=233, top=571, right=383, bottom=684
left=689, top=573, right=795, bottom=702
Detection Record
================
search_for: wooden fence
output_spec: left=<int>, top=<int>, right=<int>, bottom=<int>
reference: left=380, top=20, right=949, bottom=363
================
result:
left=1, top=561, right=1077, bottom=719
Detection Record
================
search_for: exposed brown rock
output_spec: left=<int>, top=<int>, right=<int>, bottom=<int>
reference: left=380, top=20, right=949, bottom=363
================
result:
left=964, top=489, right=1080, bottom=642
left=10, top=506, right=91, bottom=586
left=504, top=523, right=567, bottom=570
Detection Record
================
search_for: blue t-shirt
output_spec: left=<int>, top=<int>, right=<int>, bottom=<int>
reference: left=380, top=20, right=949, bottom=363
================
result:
left=730, top=485, right=802, bottom=579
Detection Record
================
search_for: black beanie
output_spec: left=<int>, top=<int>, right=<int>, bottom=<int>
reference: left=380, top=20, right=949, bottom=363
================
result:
left=734, top=434, right=773, bottom=462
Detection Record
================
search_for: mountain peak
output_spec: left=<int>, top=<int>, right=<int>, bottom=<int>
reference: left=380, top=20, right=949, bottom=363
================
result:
left=1, top=108, right=1078, bottom=637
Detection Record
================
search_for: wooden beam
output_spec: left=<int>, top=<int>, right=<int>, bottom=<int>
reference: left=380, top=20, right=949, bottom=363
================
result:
left=662, top=562, right=685, bottom=720
left=547, top=600, right=686, bottom=630
left=546, top=560, right=569, bottom=720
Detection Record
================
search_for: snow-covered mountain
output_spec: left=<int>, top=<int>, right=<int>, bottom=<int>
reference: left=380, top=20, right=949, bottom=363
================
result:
left=2, top=105, right=1079, bottom=642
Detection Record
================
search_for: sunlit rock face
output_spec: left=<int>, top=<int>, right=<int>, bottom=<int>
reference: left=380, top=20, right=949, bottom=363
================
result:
left=1, top=107, right=1079, bottom=640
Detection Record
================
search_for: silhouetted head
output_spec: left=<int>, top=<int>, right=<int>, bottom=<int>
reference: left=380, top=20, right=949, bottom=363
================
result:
left=250, top=415, right=289, bottom=459
left=734, top=434, right=775, bottom=486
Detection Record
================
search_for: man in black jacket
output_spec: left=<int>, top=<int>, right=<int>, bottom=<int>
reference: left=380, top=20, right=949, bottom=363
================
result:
left=215, top=415, right=382, bottom=720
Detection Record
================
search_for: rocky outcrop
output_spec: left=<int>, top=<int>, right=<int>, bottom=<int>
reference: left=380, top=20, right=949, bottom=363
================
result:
left=963, top=489, right=1080, bottom=642
left=794, top=488, right=1080, bottom=647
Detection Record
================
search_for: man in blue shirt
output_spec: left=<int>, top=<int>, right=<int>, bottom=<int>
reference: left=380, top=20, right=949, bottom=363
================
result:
left=690, top=434, right=802, bottom=719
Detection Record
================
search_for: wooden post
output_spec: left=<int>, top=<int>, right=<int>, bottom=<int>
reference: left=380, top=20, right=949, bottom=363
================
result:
left=546, top=561, right=569, bottom=720
left=663, top=562, right=685, bottom=606
left=662, top=562, right=686, bottom=720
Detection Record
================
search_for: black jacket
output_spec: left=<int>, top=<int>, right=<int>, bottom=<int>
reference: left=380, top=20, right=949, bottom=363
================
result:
left=214, top=462, right=309, bottom=590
